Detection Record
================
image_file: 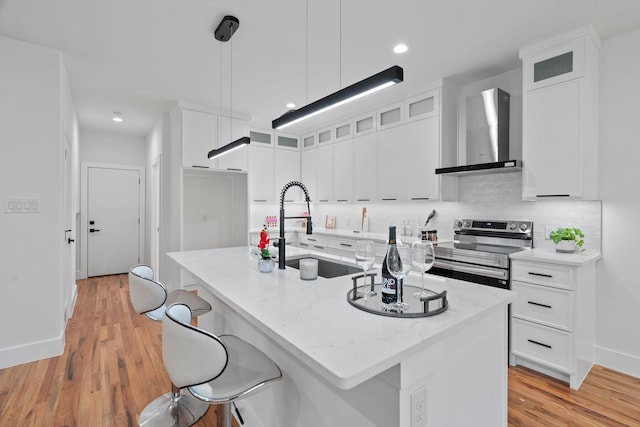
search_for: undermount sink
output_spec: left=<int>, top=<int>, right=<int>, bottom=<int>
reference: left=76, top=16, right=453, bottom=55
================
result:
left=285, top=256, right=361, bottom=279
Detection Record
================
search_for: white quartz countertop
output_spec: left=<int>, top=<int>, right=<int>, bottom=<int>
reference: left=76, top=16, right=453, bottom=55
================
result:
left=510, top=247, right=601, bottom=266
left=168, top=246, right=514, bottom=390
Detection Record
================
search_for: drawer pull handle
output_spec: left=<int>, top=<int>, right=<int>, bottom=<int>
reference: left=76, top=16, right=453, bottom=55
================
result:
left=339, top=243, right=353, bottom=247
left=307, top=238, right=317, bottom=242
left=528, top=272, right=553, bottom=278
left=314, top=245, right=325, bottom=249
left=527, top=301, right=552, bottom=309
left=527, top=339, right=552, bottom=349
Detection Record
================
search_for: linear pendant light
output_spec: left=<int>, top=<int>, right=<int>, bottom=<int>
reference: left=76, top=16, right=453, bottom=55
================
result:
left=272, top=65, right=404, bottom=130
left=208, top=136, right=250, bottom=159
left=208, top=15, right=250, bottom=161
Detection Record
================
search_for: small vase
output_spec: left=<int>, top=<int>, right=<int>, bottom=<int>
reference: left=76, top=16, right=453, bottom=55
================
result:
left=258, top=258, right=275, bottom=272
left=556, top=240, right=576, bottom=253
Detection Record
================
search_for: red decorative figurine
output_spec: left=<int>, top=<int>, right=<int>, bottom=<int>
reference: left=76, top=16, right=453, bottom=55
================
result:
left=258, top=225, right=271, bottom=259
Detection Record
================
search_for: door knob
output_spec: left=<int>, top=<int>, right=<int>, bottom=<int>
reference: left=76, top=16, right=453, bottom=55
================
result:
left=68, top=238, right=75, bottom=244
left=89, top=228, right=101, bottom=233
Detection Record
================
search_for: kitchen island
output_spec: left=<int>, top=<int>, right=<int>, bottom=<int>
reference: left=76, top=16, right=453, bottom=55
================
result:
left=168, top=246, right=515, bottom=427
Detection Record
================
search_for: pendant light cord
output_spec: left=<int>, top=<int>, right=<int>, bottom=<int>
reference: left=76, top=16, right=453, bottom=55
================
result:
left=339, top=0, right=342, bottom=89
left=305, top=0, right=309, bottom=104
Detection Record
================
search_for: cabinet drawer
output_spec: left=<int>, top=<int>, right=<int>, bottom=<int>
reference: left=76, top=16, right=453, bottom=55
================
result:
left=512, top=318, right=571, bottom=372
left=512, top=281, right=573, bottom=331
left=298, top=234, right=327, bottom=251
left=512, top=261, right=574, bottom=290
left=326, top=237, right=356, bottom=252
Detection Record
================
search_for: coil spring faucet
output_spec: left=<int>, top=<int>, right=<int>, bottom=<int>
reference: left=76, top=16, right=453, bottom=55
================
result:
left=278, top=181, right=312, bottom=269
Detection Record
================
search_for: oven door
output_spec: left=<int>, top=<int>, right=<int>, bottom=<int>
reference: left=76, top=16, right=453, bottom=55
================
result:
left=427, top=259, right=510, bottom=289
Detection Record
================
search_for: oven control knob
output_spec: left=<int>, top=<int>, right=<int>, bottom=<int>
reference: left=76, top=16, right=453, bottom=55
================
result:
left=464, top=221, right=471, bottom=228
left=455, top=220, right=463, bottom=228
left=509, top=223, right=517, bottom=230
left=519, top=223, right=528, bottom=232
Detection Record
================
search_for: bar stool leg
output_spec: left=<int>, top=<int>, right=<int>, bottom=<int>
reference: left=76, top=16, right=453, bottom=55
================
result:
left=138, top=383, right=209, bottom=427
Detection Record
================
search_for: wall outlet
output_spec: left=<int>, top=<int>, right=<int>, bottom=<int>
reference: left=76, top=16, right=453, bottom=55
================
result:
left=410, top=386, right=427, bottom=427
left=545, top=225, right=556, bottom=240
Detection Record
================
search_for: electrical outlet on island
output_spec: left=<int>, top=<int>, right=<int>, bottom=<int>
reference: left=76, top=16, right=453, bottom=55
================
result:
left=410, top=386, right=427, bottom=427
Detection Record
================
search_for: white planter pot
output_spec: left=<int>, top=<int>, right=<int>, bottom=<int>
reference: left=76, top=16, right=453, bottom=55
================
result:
left=556, top=240, right=576, bottom=253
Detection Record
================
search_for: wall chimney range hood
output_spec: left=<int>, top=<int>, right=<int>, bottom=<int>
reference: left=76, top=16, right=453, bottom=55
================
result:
left=436, top=88, right=521, bottom=176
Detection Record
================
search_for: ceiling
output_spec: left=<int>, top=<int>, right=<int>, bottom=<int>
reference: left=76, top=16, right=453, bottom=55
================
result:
left=1, top=0, right=640, bottom=136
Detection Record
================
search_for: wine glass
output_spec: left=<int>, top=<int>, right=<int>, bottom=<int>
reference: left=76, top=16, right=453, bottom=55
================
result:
left=386, top=243, right=412, bottom=311
left=411, top=241, right=435, bottom=299
left=355, top=240, right=376, bottom=301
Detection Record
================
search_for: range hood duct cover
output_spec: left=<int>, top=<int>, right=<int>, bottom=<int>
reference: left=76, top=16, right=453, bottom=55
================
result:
left=437, top=88, right=520, bottom=176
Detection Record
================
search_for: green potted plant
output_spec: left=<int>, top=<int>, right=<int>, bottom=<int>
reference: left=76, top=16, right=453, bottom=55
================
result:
left=549, top=227, right=584, bottom=253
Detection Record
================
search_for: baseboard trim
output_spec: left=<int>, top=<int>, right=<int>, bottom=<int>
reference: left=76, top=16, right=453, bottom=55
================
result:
left=0, top=333, right=64, bottom=370
left=66, top=283, right=78, bottom=321
left=596, top=345, right=640, bottom=378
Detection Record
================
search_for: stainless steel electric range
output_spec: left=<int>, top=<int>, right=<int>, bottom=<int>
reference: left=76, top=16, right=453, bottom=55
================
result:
left=429, top=219, right=534, bottom=289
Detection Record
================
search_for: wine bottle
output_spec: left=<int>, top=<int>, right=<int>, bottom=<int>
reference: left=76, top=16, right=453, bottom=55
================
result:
left=381, top=226, right=400, bottom=305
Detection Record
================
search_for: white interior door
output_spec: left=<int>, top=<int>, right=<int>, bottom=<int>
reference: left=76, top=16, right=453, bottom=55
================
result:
left=87, top=166, right=141, bottom=276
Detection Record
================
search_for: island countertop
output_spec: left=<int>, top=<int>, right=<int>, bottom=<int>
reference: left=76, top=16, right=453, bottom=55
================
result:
left=168, top=246, right=515, bottom=390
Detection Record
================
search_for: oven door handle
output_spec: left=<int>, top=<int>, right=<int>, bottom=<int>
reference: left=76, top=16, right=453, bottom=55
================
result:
left=433, top=260, right=508, bottom=280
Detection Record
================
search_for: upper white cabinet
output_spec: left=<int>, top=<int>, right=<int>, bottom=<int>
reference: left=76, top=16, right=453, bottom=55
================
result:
left=297, top=86, right=453, bottom=202
left=333, top=136, right=354, bottom=202
left=301, top=144, right=318, bottom=202
left=218, top=117, right=249, bottom=171
left=182, top=109, right=218, bottom=168
left=274, top=132, right=302, bottom=201
left=376, top=89, right=443, bottom=201
left=376, top=124, right=406, bottom=200
left=275, top=148, right=302, bottom=201
left=353, top=132, right=377, bottom=201
left=315, top=142, right=333, bottom=202
left=520, top=26, right=600, bottom=200
left=248, top=130, right=275, bottom=202
left=406, top=116, right=440, bottom=200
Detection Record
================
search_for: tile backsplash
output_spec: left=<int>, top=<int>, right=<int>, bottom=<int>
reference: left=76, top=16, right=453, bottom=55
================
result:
left=252, top=174, right=602, bottom=251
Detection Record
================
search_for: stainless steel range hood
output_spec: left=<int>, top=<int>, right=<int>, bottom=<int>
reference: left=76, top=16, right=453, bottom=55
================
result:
left=436, top=88, right=521, bottom=176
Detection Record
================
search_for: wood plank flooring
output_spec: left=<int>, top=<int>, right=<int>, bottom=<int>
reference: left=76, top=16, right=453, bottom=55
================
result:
left=1, top=274, right=639, bottom=426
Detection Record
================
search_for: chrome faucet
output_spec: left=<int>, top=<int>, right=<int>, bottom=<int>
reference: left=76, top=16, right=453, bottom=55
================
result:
left=278, top=181, right=312, bottom=269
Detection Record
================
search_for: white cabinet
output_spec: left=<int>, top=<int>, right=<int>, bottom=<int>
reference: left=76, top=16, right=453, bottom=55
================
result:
left=520, top=26, right=600, bottom=200
left=182, top=109, right=218, bottom=168
left=406, top=116, right=439, bottom=200
left=218, top=117, right=249, bottom=171
left=274, top=132, right=302, bottom=201
left=315, top=143, right=333, bottom=202
left=510, top=257, right=596, bottom=390
left=274, top=148, right=301, bottom=201
left=325, top=236, right=356, bottom=257
left=301, top=147, right=318, bottom=202
left=297, top=234, right=327, bottom=251
left=353, top=132, right=377, bottom=201
left=376, top=124, right=406, bottom=201
left=248, top=145, right=274, bottom=202
left=333, top=137, right=354, bottom=202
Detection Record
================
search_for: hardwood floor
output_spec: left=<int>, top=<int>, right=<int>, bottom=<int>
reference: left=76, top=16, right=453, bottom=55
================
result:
left=1, top=274, right=639, bottom=426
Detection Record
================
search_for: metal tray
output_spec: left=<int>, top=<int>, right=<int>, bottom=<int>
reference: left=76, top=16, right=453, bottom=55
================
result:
left=347, top=273, right=448, bottom=318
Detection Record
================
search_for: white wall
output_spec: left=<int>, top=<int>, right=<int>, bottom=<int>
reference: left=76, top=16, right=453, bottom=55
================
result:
left=80, top=128, right=146, bottom=165
left=0, top=35, right=75, bottom=368
left=597, top=26, right=640, bottom=377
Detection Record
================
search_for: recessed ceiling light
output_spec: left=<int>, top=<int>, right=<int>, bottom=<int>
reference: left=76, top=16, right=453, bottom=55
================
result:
left=112, top=112, right=123, bottom=122
left=286, top=103, right=296, bottom=109
left=393, top=44, right=408, bottom=54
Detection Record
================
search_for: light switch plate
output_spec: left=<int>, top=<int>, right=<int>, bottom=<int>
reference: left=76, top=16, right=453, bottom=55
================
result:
left=5, top=197, right=40, bottom=213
